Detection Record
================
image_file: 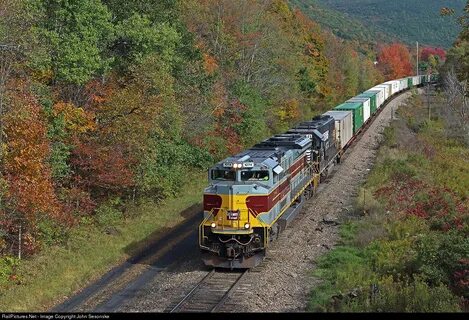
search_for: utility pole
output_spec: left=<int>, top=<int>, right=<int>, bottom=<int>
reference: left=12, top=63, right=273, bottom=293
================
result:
left=416, top=41, right=419, bottom=76
left=18, top=224, right=22, bottom=260
left=427, top=80, right=431, bottom=122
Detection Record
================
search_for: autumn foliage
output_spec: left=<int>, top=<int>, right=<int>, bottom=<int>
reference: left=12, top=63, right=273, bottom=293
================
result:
left=1, top=86, right=68, bottom=256
left=0, top=0, right=394, bottom=261
left=3, top=93, right=61, bottom=219
left=421, top=47, right=446, bottom=62
left=377, top=43, right=413, bottom=80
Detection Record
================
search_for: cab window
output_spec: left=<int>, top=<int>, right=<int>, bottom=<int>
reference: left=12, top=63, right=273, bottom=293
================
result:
left=211, top=169, right=235, bottom=181
left=241, top=170, right=269, bottom=181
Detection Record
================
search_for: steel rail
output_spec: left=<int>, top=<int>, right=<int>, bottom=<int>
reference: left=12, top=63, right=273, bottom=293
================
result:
left=169, top=269, right=248, bottom=313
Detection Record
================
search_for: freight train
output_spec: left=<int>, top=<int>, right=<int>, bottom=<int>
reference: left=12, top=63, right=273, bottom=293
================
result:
left=199, top=74, right=437, bottom=269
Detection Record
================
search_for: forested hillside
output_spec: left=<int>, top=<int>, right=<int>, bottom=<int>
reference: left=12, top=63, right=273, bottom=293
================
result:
left=289, top=0, right=390, bottom=48
left=293, top=0, right=465, bottom=48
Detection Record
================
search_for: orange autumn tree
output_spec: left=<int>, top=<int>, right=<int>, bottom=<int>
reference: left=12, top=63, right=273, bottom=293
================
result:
left=377, top=43, right=413, bottom=80
left=2, top=89, right=66, bottom=254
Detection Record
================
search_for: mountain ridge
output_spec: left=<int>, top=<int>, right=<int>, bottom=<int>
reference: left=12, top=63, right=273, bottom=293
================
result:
left=291, top=0, right=465, bottom=48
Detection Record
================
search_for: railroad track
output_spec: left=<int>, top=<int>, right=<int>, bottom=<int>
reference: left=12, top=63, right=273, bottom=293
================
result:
left=166, top=269, right=249, bottom=313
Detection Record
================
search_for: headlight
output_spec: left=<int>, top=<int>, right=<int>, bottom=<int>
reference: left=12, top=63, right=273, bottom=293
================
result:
left=211, top=222, right=216, bottom=228
left=244, top=223, right=250, bottom=229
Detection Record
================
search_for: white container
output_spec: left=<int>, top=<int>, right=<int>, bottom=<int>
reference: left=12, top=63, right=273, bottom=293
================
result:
left=347, top=97, right=370, bottom=123
left=375, top=84, right=390, bottom=100
left=397, top=78, right=408, bottom=91
left=383, top=80, right=400, bottom=95
left=323, top=110, right=353, bottom=149
left=368, top=86, right=385, bottom=107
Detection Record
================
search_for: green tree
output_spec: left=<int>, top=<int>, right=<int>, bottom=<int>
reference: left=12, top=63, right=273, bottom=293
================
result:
left=35, top=0, right=114, bottom=85
left=112, top=13, right=181, bottom=70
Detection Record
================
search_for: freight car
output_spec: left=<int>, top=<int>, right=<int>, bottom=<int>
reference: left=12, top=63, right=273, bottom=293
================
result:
left=199, top=74, right=435, bottom=269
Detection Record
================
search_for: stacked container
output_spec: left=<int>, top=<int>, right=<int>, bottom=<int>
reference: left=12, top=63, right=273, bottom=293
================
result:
left=323, top=110, right=353, bottom=149
left=383, top=80, right=400, bottom=95
left=374, top=84, right=390, bottom=100
left=334, top=102, right=363, bottom=134
left=397, top=78, right=408, bottom=91
left=346, top=97, right=371, bottom=123
left=420, top=75, right=427, bottom=85
left=357, top=92, right=378, bottom=115
left=407, top=77, right=414, bottom=88
left=366, top=87, right=385, bottom=108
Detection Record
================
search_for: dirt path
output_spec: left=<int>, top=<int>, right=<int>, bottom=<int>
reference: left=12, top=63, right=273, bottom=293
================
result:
left=112, top=90, right=419, bottom=312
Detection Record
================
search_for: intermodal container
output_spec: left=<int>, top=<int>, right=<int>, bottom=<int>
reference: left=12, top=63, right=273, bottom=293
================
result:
left=346, top=97, right=370, bottom=123
left=420, top=75, right=426, bottom=85
left=374, top=84, right=390, bottom=100
left=397, top=78, right=408, bottom=91
left=335, top=102, right=363, bottom=134
left=357, top=92, right=377, bottom=114
left=324, top=110, right=353, bottom=149
left=383, top=80, right=400, bottom=95
left=407, top=77, right=413, bottom=88
left=366, top=88, right=385, bottom=109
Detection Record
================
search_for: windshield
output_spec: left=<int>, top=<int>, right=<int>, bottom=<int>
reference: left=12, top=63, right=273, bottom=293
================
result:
left=241, top=170, right=269, bottom=181
left=211, top=169, right=235, bottom=181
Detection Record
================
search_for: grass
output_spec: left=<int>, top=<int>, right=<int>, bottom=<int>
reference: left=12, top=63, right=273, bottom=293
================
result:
left=0, top=171, right=207, bottom=312
left=308, top=92, right=468, bottom=312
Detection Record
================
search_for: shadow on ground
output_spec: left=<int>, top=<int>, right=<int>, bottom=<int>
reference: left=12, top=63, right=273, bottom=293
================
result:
left=52, top=202, right=209, bottom=312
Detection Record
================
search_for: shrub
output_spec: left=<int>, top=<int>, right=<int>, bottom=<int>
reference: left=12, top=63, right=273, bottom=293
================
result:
left=416, top=231, right=469, bottom=293
left=0, top=256, right=19, bottom=286
left=37, top=218, right=70, bottom=247
left=137, top=138, right=213, bottom=199
left=340, top=276, right=461, bottom=312
left=309, top=246, right=376, bottom=311
left=341, top=211, right=389, bottom=248
left=382, top=126, right=396, bottom=147
left=95, top=198, right=123, bottom=228
left=367, top=238, right=418, bottom=277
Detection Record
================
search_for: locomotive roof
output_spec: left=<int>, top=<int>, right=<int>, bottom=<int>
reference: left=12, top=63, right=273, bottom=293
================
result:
left=293, top=114, right=334, bottom=129
left=215, top=133, right=311, bottom=168
left=213, top=134, right=311, bottom=169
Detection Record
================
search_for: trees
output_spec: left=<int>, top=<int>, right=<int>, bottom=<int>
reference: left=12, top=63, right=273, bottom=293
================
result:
left=421, top=47, right=446, bottom=62
left=441, top=1, right=469, bottom=145
left=419, top=47, right=446, bottom=73
left=443, top=68, right=469, bottom=145
left=0, top=0, right=385, bottom=261
left=377, top=43, right=413, bottom=80
left=0, top=0, right=37, bottom=163
left=1, top=86, right=66, bottom=256
left=35, top=0, right=114, bottom=86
